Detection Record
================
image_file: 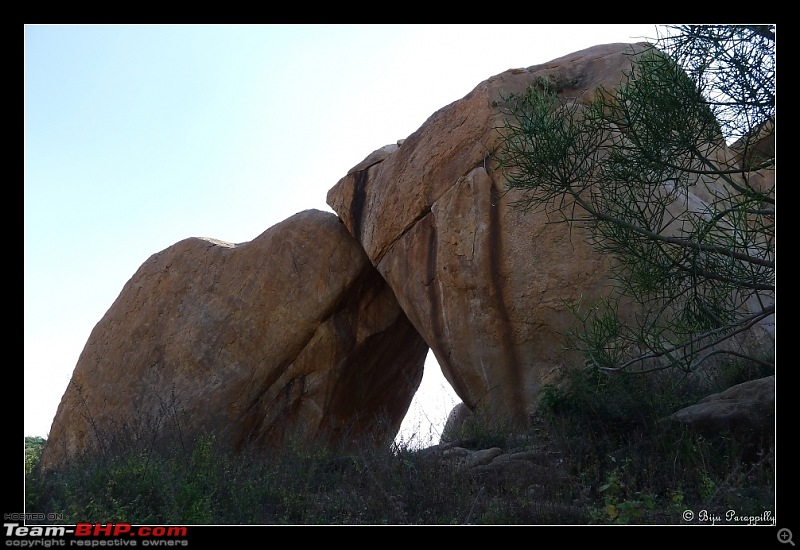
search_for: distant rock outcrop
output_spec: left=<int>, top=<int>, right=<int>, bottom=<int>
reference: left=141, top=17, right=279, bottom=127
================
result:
left=42, top=209, right=428, bottom=470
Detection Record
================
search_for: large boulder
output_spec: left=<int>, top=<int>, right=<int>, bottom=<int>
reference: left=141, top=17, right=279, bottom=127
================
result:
left=41, top=209, right=428, bottom=470
left=326, top=42, right=773, bottom=428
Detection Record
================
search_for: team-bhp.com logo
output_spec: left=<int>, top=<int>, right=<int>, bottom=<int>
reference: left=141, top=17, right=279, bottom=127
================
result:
left=74, top=524, right=187, bottom=538
left=5, top=522, right=188, bottom=546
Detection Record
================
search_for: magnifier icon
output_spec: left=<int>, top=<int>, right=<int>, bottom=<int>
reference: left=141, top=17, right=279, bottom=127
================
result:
left=778, top=528, right=795, bottom=546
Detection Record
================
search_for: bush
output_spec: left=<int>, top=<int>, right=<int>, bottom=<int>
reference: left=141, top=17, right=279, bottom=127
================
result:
left=537, top=359, right=774, bottom=523
left=25, top=361, right=773, bottom=526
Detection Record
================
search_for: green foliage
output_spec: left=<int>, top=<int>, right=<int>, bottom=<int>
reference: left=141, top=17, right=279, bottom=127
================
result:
left=589, top=456, right=657, bottom=524
left=26, top=359, right=773, bottom=526
left=24, top=436, right=48, bottom=509
left=494, top=26, right=774, bottom=377
left=24, top=26, right=774, bottom=526
left=662, top=25, right=775, bottom=146
left=502, top=29, right=778, bottom=518
left=25, top=436, right=46, bottom=475
left=538, top=359, right=773, bottom=523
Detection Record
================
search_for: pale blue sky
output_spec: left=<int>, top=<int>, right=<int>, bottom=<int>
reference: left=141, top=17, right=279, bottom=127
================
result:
left=24, top=24, right=659, bottom=446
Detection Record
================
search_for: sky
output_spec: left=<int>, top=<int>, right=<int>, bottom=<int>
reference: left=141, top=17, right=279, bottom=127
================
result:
left=24, top=23, right=661, bottom=449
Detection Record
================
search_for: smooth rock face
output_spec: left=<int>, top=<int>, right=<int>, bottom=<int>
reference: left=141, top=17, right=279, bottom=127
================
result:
left=326, top=42, right=774, bottom=428
left=42, top=209, right=428, bottom=469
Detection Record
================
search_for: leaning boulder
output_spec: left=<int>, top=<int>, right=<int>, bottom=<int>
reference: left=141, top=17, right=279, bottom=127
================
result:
left=42, top=209, right=428, bottom=470
left=327, top=42, right=773, bottom=428
left=327, top=43, right=655, bottom=427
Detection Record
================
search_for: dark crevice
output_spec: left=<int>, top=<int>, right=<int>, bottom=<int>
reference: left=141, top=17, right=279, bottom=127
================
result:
left=487, top=183, right=526, bottom=425
left=348, top=156, right=395, bottom=245
left=350, top=169, right=369, bottom=243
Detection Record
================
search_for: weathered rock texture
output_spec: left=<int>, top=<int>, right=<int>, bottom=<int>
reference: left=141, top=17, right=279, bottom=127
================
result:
left=42, top=209, right=428, bottom=469
left=326, top=42, right=774, bottom=428
left=42, top=42, right=774, bottom=469
left=669, top=375, right=775, bottom=441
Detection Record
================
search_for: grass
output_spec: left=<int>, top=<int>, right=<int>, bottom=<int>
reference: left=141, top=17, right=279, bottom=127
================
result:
left=24, top=360, right=773, bottom=525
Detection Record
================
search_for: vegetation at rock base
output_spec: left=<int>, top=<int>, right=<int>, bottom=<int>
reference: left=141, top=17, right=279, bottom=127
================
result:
left=494, top=25, right=774, bottom=377
left=24, top=25, right=775, bottom=526
left=25, top=356, right=773, bottom=525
